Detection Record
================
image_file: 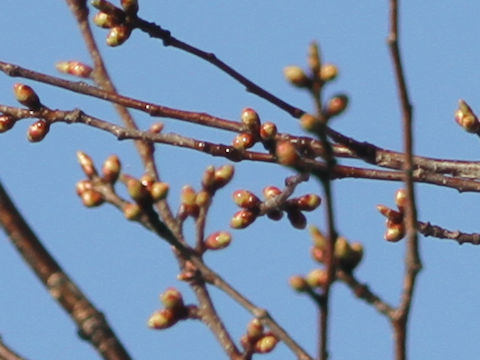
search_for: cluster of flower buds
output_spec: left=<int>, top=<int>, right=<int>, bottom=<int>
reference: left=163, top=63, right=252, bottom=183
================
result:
left=234, top=108, right=279, bottom=152
left=92, top=0, right=137, bottom=47
left=310, top=226, right=364, bottom=272
left=76, top=179, right=104, bottom=207
left=289, top=268, right=328, bottom=293
left=377, top=189, right=407, bottom=242
left=201, top=164, right=235, bottom=193
left=230, top=185, right=321, bottom=230
left=454, top=99, right=480, bottom=133
left=240, top=318, right=278, bottom=354
left=55, top=61, right=93, bottom=78
left=120, top=173, right=169, bottom=210
left=148, top=287, right=189, bottom=330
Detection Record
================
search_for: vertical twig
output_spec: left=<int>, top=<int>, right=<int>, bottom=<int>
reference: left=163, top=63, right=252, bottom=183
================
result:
left=0, top=182, right=131, bottom=360
left=387, top=1, right=422, bottom=359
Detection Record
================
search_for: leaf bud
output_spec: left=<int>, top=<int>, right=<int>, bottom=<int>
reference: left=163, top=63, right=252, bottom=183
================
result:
left=0, top=115, right=15, bottom=133
left=283, top=65, right=310, bottom=88
left=276, top=141, right=299, bottom=166
left=259, top=121, right=277, bottom=140
left=55, top=61, right=92, bottom=78
left=232, top=190, right=260, bottom=209
left=230, top=209, right=256, bottom=229
left=205, top=231, right=232, bottom=250
left=253, top=333, right=278, bottom=354
left=77, top=151, right=97, bottom=178
left=13, top=83, right=41, bottom=110
left=106, top=25, right=131, bottom=47
left=102, top=155, right=121, bottom=183
left=325, top=94, right=348, bottom=117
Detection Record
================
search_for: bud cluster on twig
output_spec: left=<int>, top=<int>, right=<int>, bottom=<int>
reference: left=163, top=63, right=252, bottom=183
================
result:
left=240, top=318, right=279, bottom=354
left=148, top=288, right=193, bottom=330
left=377, top=189, right=407, bottom=242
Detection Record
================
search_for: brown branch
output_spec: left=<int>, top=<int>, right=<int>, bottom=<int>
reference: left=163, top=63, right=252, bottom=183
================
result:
left=387, top=2, right=422, bottom=360
left=0, top=182, right=131, bottom=360
left=0, top=336, right=27, bottom=360
left=417, top=221, right=480, bottom=245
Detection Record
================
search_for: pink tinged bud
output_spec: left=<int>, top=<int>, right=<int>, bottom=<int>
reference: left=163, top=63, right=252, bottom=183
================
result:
left=326, top=94, right=348, bottom=117
left=123, top=202, right=141, bottom=220
left=13, top=83, right=41, bottom=110
left=149, top=122, right=164, bottom=134
left=241, top=108, right=260, bottom=132
left=232, top=132, right=255, bottom=151
left=295, top=194, right=321, bottom=211
left=126, top=177, right=150, bottom=202
left=81, top=189, right=104, bottom=207
left=319, top=63, right=339, bottom=82
left=205, top=231, right=232, bottom=250
left=76, top=180, right=93, bottom=196
left=121, top=0, right=139, bottom=14
left=27, top=120, right=49, bottom=143
left=254, top=333, right=278, bottom=353
left=106, top=25, right=131, bottom=47
left=262, top=185, right=282, bottom=199
left=230, top=209, right=256, bottom=229
left=232, top=190, right=260, bottom=209
left=395, top=188, right=407, bottom=211
left=283, top=66, right=310, bottom=88
left=160, top=288, right=184, bottom=309
left=289, top=275, right=309, bottom=292
left=213, top=164, right=235, bottom=189
left=259, top=121, right=277, bottom=140
left=102, top=155, right=121, bottom=183
left=148, top=308, right=178, bottom=330
left=0, top=115, right=15, bottom=133
left=305, top=268, right=328, bottom=288
left=384, top=220, right=405, bottom=242
left=150, top=182, right=169, bottom=201
left=76, top=151, right=97, bottom=178
left=311, top=246, right=326, bottom=263
left=55, top=61, right=92, bottom=78
left=276, top=141, right=299, bottom=166
left=286, top=209, right=306, bottom=229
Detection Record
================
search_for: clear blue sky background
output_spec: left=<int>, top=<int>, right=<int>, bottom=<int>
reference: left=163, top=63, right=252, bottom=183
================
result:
left=1, top=1, right=480, bottom=359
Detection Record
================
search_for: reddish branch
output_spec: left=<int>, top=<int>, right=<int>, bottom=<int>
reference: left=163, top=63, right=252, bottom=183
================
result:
left=0, top=182, right=131, bottom=360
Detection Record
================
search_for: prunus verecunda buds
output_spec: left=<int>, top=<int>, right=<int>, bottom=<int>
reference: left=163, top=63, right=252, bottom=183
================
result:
left=253, top=333, right=278, bottom=354
left=0, top=115, right=15, bottom=133
left=259, top=122, right=277, bottom=140
left=455, top=99, right=480, bottom=133
left=77, top=151, right=97, bottom=178
left=241, top=108, right=260, bottom=132
left=13, top=83, right=41, bottom=110
left=148, top=308, right=178, bottom=330
left=232, top=190, right=260, bottom=209
left=56, top=61, right=92, bottom=78
left=319, top=63, right=339, bottom=82
left=27, top=120, right=49, bottom=142
left=230, top=209, right=256, bottom=229
left=106, top=25, right=131, bottom=47
left=160, top=288, right=184, bottom=309
left=326, top=94, right=348, bottom=117
left=276, top=141, right=299, bottom=166
left=205, top=231, right=232, bottom=250
left=102, top=155, right=121, bottom=183
left=283, top=66, right=310, bottom=88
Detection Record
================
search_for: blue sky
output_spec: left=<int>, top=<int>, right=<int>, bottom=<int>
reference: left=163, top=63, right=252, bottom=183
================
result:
left=1, top=1, right=480, bottom=359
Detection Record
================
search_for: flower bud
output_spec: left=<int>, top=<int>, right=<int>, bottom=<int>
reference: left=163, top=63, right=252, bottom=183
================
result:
left=0, top=115, right=15, bottom=133
left=455, top=99, right=480, bottom=133
left=195, top=190, right=210, bottom=207
left=160, top=288, right=184, bottom=309
left=289, top=275, right=309, bottom=292
left=295, top=194, right=321, bottom=211
left=334, top=236, right=351, bottom=262
left=311, top=246, right=326, bottom=263
left=276, top=141, right=299, bottom=166
left=309, top=225, right=327, bottom=248
left=246, top=318, right=264, bottom=340
left=121, top=0, right=138, bottom=14
left=395, top=188, right=407, bottom=211
left=230, top=209, right=256, bottom=229
left=286, top=208, right=306, bottom=229
left=81, top=189, right=104, bottom=207
left=102, top=155, right=121, bottom=183
left=13, top=83, right=41, bottom=110
left=27, top=120, right=50, bottom=142
left=148, top=308, right=178, bottom=330
left=283, top=66, right=310, bottom=88
left=305, top=268, right=328, bottom=288
left=300, top=113, right=320, bottom=132
left=125, top=176, right=150, bottom=202
left=201, top=165, right=216, bottom=189
left=205, top=231, right=232, bottom=250
left=232, top=132, right=255, bottom=151
left=385, top=220, right=405, bottom=242
left=307, top=42, right=321, bottom=73
left=241, top=108, right=260, bottom=132
left=319, top=63, right=338, bottom=82
left=213, top=164, right=234, bottom=189
left=259, top=121, right=277, bottom=140
left=232, top=190, right=260, bottom=209
left=180, top=185, right=196, bottom=205
left=93, top=11, right=119, bottom=28
left=76, top=179, right=93, bottom=196
left=77, top=151, right=97, bottom=178
left=55, top=61, right=92, bottom=78
left=149, top=122, right=164, bottom=133
left=262, top=186, right=282, bottom=199
left=253, top=333, right=278, bottom=354
left=140, top=174, right=155, bottom=191
left=106, top=25, right=131, bottom=47
left=123, top=202, right=141, bottom=220
left=150, top=182, right=169, bottom=201
left=376, top=204, right=403, bottom=223
left=325, top=94, right=348, bottom=117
